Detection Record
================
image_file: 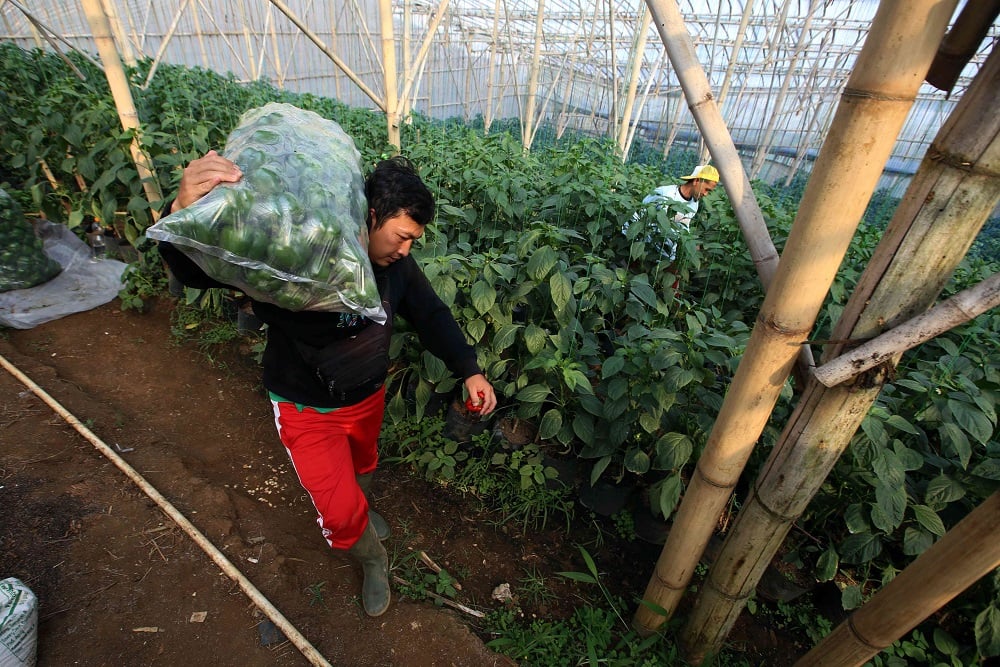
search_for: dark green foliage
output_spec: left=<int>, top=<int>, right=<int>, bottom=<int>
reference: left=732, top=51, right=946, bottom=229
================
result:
left=3, top=42, right=997, bottom=661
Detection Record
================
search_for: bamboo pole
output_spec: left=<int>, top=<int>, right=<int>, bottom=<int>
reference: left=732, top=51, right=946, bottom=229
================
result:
left=141, top=0, right=193, bottom=90
left=0, top=354, right=333, bottom=667
left=679, top=23, right=999, bottom=664
left=616, top=6, right=652, bottom=159
left=814, top=272, right=1000, bottom=387
left=642, top=0, right=815, bottom=380
left=633, top=0, right=956, bottom=637
left=484, top=0, right=501, bottom=132
left=379, top=0, right=401, bottom=151
left=266, top=0, right=384, bottom=111
left=80, top=0, right=163, bottom=222
left=749, top=0, right=821, bottom=179
left=796, top=492, right=1000, bottom=667
left=399, top=0, right=450, bottom=123
left=100, top=0, right=135, bottom=67
left=521, top=0, right=545, bottom=151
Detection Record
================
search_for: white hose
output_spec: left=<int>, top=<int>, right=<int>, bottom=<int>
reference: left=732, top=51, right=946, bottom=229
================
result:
left=0, top=352, right=333, bottom=667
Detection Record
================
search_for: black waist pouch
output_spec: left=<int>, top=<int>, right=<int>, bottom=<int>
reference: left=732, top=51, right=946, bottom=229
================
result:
left=295, top=317, right=392, bottom=404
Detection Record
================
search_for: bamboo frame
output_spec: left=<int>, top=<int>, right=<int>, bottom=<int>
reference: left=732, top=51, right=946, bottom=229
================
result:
left=616, top=6, right=651, bottom=159
left=643, top=0, right=816, bottom=383
left=679, top=22, right=998, bottom=663
left=813, top=272, right=1000, bottom=387
left=796, top=492, right=1000, bottom=667
left=633, top=0, right=957, bottom=638
left=80, top=0, right=163, bottom=219
left=266, top=0, right=384, bottom=111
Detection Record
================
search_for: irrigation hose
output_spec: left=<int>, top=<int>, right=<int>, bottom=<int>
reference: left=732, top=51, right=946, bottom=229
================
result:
left=0, top=352, right=333, bottom=667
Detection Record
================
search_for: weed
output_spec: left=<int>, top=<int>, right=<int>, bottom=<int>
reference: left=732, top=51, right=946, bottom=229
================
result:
left=612, top=509, right=636, bottom=542
left=304, top=581, right=328, bottom=609
left=518, top=567, right=557, bottom=609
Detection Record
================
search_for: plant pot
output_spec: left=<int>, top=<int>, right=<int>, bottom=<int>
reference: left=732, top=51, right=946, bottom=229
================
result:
left=443, top=396, right=491, bottom=443
left=542, top=453, right=578, bottom=490
left=492, top=416, right=537, bottom=451
left=578, top=478, right=634, bottom=517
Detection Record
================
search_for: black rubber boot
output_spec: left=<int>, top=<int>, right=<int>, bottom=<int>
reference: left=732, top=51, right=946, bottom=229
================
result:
left=347, top=521, right=391, bottom=617
left=356, top=473, right=390, bottom=541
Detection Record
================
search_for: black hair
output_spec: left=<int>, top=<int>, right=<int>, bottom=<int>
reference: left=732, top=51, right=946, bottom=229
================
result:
left=364, top=155, right=435, bottom=230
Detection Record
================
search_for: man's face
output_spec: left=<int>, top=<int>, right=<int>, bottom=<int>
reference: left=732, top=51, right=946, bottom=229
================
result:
left=690, top=178, right=718, bottom=200
left=367, top=210, right=425, bottom=267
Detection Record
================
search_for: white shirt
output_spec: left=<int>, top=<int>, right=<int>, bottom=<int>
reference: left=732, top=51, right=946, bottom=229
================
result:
left=622, top=184, right=697, bottom=261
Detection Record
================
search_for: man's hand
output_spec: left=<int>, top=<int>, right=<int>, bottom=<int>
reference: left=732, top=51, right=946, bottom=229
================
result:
left=171, top=150, right=242, bottom=213
left=464, top=374, right=497, bottom=416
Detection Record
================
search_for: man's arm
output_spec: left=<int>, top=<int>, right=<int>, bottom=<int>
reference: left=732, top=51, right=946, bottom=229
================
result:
left=160, top=151, right=244, bottom=289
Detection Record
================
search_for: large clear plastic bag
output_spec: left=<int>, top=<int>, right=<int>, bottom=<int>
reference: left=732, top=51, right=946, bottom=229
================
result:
left=147, top=103, right=385, bottom=322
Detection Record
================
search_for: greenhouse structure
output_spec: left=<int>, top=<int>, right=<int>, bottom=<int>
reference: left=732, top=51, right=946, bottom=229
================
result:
left=1, top=1, right=998, bottom=666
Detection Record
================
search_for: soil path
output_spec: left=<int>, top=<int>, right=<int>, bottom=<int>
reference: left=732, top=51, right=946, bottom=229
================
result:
left=0, top=298, right=521, bottom=666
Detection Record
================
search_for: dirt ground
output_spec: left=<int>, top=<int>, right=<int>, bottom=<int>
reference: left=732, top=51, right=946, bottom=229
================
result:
left=0, top=296, right=805, bottom=666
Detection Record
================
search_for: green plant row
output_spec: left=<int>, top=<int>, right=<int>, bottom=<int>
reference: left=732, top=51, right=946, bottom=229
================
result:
left=1, top=42, right=997, bottom=663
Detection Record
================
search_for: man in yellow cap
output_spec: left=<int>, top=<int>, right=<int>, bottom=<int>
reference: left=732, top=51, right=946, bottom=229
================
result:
left=623, top=164, right=720, bottom=262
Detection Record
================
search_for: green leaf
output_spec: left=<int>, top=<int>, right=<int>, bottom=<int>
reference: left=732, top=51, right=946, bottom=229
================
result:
left=871, top=481, right=906, bottom=533
left=515, top=384, right=551, bottom=403
left=563, top=368, right=594, bottom=395
left=840, top=531, right=882, bottom=564
left=975, top=604, right=1000, bottom=658
left=491, top=323, right=521, bottom=353
left=652, top=432, right=693, bottom=470
left=537, top=408, right=562, bottom=441
left=886, top=414, right=921, bottom=435
left=815, top=546, right=839, bottom=582
left=601, top=354, right=625, bottom=378
left=911, top=504, right=946, bottom=536
left=630, top=281, right=659, bottom=309
left=948, top=399, right=993, bottom=446
left=933, top=628, right=960, bottom=656
left=465, top=318, right=486, bottom=343
left=938, top=422, right=972, bottom=469
left=841, top=584, right=863, bottom=610
left=526, top=245, right=557, bottom=281
left=873, top=449, right=905, bottom=487
left=549, top=271, right=572, bottom=312
left=902, top=527, right=934, bottom=556
left=654, top=474, right=683, bottom=519
left=624, top=447, right=650, bottom=474
left=845, top=503, right=869, bottom=534
left=972, top=458, right=1000, bottom=481
left=470, top=279, right=497, bottom=315
left=924, top=473, right=966, bottom=508
left=523, top=324, right=547, bottom=355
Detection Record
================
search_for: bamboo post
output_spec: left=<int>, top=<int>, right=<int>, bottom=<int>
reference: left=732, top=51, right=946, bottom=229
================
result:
left=80, top=0, right=163, bottom=222
left=521, top=0, right=545, bottom=151
left=399, top=0, right=450, bottom=123
left=814, top=272, right=1000, bottom=387
left=643, top=0, right=777, bottom=291
left=644, top=0, right=817, bottom=391
left=378, top=0, right=401, bottom=151
left=266, top=0, right=384, bottom=111
left=796, top=492, right=1000, bottom=667
left=679, top=24, right=999, bottom=664
left=100, top=0, right=135, bottom=67
left=749, top=0, right=821, bottom=179
left=616, top=6, right=652, bottom=159
left=633, top=0, right=956, bottom=637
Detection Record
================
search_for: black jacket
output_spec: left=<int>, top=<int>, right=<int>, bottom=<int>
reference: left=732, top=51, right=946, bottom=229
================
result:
left=159, top=242, right=482, bottom=408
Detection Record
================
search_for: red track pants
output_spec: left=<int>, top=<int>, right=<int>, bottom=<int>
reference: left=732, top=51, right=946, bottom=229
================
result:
left=270, top=387, right=385, bottom=550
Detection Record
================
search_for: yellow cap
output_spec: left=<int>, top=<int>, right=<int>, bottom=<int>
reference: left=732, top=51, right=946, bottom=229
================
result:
left=680, top=165, right=720, bottom=182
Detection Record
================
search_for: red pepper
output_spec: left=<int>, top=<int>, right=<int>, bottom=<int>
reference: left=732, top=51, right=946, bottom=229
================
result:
left=465, top=391, right=485, bottom=413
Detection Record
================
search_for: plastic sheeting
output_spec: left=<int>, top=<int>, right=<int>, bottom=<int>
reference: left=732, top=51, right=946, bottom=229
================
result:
left=0, top=220, right=127, bottom=329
